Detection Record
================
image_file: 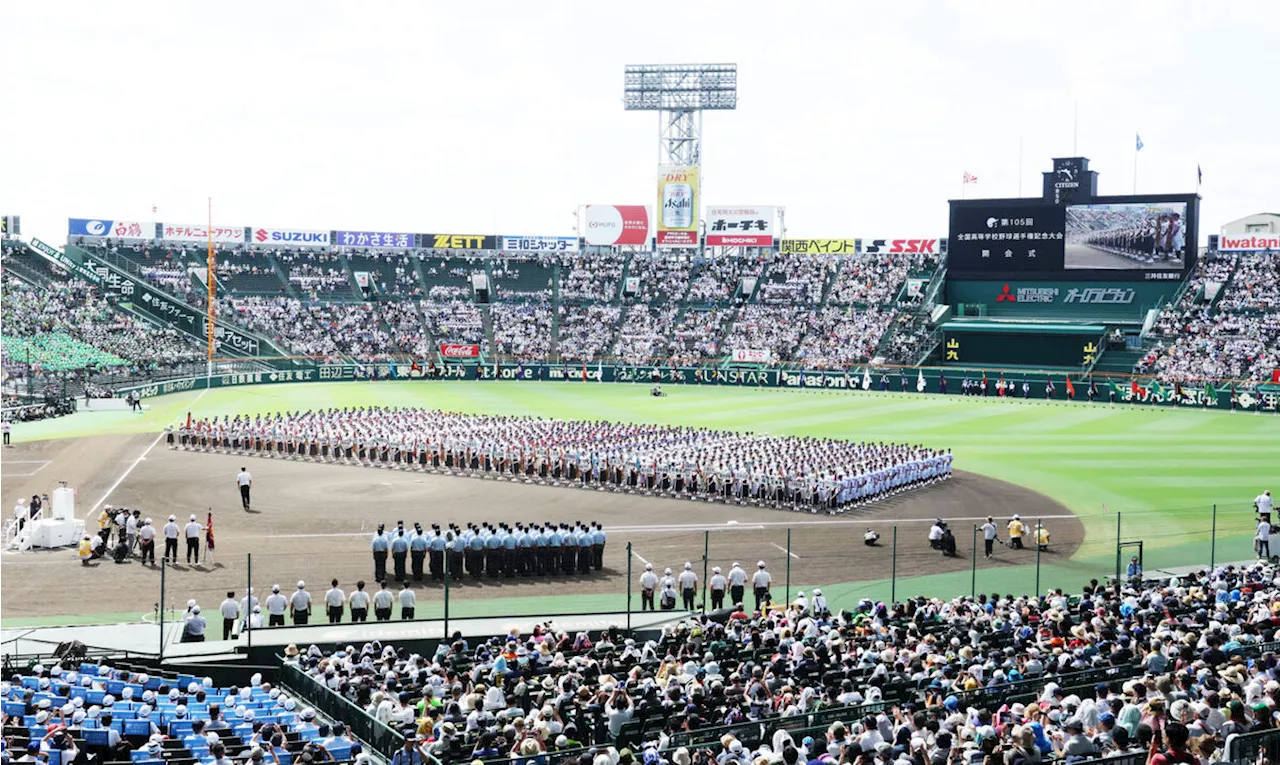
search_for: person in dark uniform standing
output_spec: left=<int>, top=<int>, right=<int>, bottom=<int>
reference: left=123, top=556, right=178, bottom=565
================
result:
left=409, top=524, right=428, bottom=582
left=428, top=524, right=445, bottom=581
left=370, top=525, right=389, bottom=582
left=390, top=527, right=410, bottom=583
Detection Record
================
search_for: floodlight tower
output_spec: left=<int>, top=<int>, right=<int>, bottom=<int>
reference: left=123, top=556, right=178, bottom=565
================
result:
left=624, top=64, right=738, bottom=167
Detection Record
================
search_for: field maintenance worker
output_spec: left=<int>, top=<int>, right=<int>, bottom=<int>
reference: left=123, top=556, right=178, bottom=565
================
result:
left=1007, top=515, right=1027, bottom=550
left=371, top=525, right=389, bottom=582
left=639, top=563, right=658, bottom=611
left=1035, top=523, right=1050, bottom=552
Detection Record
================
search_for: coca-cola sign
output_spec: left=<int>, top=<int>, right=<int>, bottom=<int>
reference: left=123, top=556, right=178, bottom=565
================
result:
left=439, top=343, right=480, bottom=358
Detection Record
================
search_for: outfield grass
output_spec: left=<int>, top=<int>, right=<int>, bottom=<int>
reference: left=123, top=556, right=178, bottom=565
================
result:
left=9, top=380, right=1276, bottom=611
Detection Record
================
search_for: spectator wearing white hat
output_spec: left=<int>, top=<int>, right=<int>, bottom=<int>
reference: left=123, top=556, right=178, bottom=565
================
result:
left=183, top=605, right=206, bottom=642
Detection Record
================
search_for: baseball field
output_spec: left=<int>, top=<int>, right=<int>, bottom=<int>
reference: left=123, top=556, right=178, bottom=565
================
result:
left=1, top=380, right=1274, bottom=628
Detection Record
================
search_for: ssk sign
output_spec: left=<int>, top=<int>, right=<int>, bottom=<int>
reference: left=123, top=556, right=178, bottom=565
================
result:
left=252, top=227, right=330, bottom=247
left=439, top=344, right=480, bottom=358
left=862, top=238, right=940, bottom=255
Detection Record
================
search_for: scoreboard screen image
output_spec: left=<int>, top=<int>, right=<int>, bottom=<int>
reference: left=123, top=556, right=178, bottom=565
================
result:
left=948, top=194, right=1197, bottom=283
left=943, top=322, right=1105, bottom=368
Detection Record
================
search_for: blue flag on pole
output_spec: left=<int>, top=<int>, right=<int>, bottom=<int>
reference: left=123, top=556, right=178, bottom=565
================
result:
left=1135, top=133, right=1144, bottom=151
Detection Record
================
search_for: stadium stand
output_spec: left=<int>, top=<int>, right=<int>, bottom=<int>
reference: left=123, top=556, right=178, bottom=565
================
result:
left=276, top=560, right=1280, bottom=765
left=1139, top=252, right=1280, bottom=383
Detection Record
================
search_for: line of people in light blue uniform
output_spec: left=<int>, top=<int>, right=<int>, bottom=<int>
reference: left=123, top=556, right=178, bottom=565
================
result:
left=370, top=520, right=606, bottom=584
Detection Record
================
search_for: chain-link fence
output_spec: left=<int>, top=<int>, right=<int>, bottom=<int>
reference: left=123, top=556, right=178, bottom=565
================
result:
left=147, top=502, right=1261, bottom=656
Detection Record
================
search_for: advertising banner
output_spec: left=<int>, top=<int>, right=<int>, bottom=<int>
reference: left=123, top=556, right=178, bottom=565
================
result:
left=353, top=272, right=371, bottom=289
left=906, top=278, right=927, bottom=298
left=500, top=236, right=579, bottom=253
left=30, top=238, right=104, bottom=285
left=69, top=218, right=155, bottom=239
left=656, top=166, right=699, bottom=247
left=439, top=343, right=481, bottom=359
left=333, top=230, right=415, bottom=248
left=779, top=239, right=858, bottom=255
left=731, top=348, right=772, bottom=363
left=161, top=223, right=246, bottom=244
left=583, top=205, right=650, bottom=246
left=1218, top=234, right=1280, bottom=252
left=862, top=238, right=941, bottom=255
left=251, top=227, right=330, bottom=247
left=705, top=206, right=776, bottom=246
left=422, top=234, right=497, bottom=250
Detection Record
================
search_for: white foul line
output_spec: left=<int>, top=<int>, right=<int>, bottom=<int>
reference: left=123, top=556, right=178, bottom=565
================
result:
left=83, top=390, right=206, bottom=522
left=633, top=551, right=649, bottom=566
left=770, top=542, right=800, bottom=560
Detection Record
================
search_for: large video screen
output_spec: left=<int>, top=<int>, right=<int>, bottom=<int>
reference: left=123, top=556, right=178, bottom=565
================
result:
left=948, top=194, right=1197, bottom=282
left=1064, top=202, right=1187, bottom=270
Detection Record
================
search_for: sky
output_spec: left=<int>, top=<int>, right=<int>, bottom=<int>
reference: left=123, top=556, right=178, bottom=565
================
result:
left=2, top=0, right=1277, bottom=246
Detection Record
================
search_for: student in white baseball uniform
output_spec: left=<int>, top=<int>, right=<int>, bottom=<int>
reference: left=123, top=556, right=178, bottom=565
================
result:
left=399, top=581, right=416, bottom=620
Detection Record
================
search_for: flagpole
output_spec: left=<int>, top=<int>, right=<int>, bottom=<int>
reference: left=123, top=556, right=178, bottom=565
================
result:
left=1133, top=141, right=1139, bottom=194
left=1018, top=135, right=1024, bottom=197
left=1072, top=100, right=1078, bottom=155
left=206, top=198, right=215, bottom=383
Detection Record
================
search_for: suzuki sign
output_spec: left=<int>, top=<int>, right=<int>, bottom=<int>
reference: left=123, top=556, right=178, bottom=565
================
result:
left=252, top=227, right=330, bottom=247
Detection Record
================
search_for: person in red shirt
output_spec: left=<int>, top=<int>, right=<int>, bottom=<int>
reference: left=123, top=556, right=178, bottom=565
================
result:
left=1149, top=722, right=1199, bottom=765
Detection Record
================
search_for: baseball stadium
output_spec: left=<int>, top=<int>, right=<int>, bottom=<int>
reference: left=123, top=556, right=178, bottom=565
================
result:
left=3, top=5, right=1280, bottom=765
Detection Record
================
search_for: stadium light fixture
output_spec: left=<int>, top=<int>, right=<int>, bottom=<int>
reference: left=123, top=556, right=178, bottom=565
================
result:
left=624, top=63, right=738, bottom=167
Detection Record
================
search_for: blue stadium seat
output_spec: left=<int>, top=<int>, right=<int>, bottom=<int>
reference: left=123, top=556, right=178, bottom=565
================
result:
left=124, top=719, right=153, bottom=736
left=3, top=701, right=25, bottom=717
left=84, top=729, right=112, bottom=748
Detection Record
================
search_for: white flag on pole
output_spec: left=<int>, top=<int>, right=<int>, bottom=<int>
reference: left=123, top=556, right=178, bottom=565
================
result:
left=917, top=370, right=926, bottom=392
left=861, top=368, right=872, bottom=390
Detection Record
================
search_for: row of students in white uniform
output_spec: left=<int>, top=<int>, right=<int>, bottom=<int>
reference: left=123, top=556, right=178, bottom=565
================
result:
left=190, top=578, right=421, bottom=639
left=636, top=560, right=823, bottom=614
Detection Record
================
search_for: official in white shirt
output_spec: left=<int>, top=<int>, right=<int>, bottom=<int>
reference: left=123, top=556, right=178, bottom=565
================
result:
left=708, top=567, right=727, bottom=611
left=163, top=515, right=180, bottom=562
left=183, top=515, right=203, bottom=565
left=289, top=581, right=312, bottom=625
left=240, top=588, right=259, bottom=629
left=1258, top=518, right=1272, bottom=559
left=1257, top=491, right=1273, bottom=521
left=138, top=518, right=157, bottom=566
left=265, top=584, right=288, bottom=627
left=372, top=581, right=395, bottom=621
left=751, top=561, right=772, bottom=612
left=236, top=468, right=253, bottom=511
left=981, top=517, right=998, bottom=559
left=324, top=579, right=346, bottom=624
left=399, top=581, right=416, bottom=620
left=728, top=562, right=747, bottom=608
left=219, top=592, right=240, bottom=640
left=348, top=580, right=371, bottom=622
left=639, top=564, right=658, bottom=611
left=677, top=562, right=698, bottom=611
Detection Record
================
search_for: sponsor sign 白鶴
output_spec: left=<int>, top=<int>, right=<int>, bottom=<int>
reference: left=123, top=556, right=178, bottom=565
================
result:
left=69, top=218, right=155, bottom=239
